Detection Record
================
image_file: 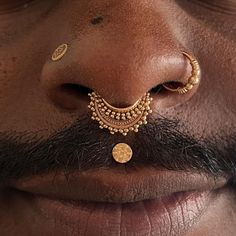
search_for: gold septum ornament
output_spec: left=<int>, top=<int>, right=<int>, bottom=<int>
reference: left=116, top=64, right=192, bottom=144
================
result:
left=88, top=92, right=153, bottom=136
left=163, top=51, right=201, bottom=94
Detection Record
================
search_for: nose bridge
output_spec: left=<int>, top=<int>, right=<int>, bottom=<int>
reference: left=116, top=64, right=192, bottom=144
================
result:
left=80, top=38, right=160, bottom=99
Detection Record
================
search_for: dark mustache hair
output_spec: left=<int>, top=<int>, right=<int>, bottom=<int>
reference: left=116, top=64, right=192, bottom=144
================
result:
left=0, top=115, right=235, bottom=183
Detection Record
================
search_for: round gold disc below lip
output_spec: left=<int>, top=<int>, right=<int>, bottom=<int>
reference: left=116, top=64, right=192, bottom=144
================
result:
left=112, top=143, right=133, bottom=164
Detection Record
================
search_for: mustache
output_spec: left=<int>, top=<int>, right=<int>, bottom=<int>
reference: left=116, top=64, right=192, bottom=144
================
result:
left=0, top=115, right=235, bottom=182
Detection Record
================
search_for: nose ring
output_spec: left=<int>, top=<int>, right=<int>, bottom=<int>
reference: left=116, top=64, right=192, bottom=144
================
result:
left=163, top=51, right=201, bottom=94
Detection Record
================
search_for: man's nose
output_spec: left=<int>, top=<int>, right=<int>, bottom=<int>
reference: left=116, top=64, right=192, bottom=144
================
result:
left=41, top=1, right=197, bottom=110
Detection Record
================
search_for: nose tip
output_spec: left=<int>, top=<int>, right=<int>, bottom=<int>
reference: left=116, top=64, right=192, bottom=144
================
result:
left=96, top=51, right=187, bottom=106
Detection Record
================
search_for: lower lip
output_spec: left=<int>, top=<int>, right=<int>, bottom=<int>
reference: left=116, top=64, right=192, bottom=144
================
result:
left=33, top=191, right=211, bottom=236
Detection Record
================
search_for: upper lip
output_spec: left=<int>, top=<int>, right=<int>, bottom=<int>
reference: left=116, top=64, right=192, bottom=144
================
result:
left=10, top=166, right=228, bottom=203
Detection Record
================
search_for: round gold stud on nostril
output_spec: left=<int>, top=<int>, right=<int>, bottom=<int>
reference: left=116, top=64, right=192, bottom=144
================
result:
left=52, top=44, right=68, bottom=62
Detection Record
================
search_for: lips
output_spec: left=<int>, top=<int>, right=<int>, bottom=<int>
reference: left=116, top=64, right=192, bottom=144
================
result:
left=32, top=191, right=211, bottom=236
left=9, top=167, right=228, bottom=235
left=11, top=166, right=226, bottom=202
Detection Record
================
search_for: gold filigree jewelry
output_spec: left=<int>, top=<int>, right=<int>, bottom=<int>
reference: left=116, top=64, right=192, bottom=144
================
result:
left=52, top=44, right=68, bottom=61
left=88, top=92, right=153, bottom=136
left=163, top=51, right=201, bottom=94
left=112, top=143, right=133, bottom=163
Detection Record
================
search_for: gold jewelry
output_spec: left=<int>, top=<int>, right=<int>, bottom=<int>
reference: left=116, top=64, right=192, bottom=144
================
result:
left=52, top=44, right=68, bottom=61
left=163, top=51, right=201, bottom=94
left=88, top=92, right=153, bottom=136
left=112, top=143, right=133, bottom=163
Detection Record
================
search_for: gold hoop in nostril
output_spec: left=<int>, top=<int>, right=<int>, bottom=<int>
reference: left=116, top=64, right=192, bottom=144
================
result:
left=163, top=51, right=201, bottom=94
left=52, top=44, right=68, bottom=61
left=88, top=92, right=153, bottom=136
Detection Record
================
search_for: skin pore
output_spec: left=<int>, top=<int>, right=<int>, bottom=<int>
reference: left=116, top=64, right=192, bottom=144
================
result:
left=0, top=0, right=235, bottom=235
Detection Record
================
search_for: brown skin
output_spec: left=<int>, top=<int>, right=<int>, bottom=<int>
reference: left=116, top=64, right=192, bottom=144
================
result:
left=0, top=0, right=235, bottom=235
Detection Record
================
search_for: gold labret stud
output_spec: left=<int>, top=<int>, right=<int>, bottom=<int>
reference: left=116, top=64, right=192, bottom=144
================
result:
left=52, top=44, right=68, bottom=61
left=88, top=92, right=153, bottom=136
left=112, top=143, right=133, bottom=164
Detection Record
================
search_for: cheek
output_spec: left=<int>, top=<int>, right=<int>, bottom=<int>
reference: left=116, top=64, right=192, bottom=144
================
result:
left=0, top=42, right=45, bottom=133
left=195, top=28, right=236, bottom=129
left=0, top=57, right=19, bottom=110
left=187, top=188, right=236, bottom=236
left=0, top=37, right=75, bottom=135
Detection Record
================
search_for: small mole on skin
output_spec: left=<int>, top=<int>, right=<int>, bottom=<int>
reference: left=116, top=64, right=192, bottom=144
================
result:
left=91, top=16, right=104, bottom=25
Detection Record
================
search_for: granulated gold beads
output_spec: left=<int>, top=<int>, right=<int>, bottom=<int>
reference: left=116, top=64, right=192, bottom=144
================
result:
left=88, top=92, right=153, bottom=136
left=163, top=51, right=201, bottom=94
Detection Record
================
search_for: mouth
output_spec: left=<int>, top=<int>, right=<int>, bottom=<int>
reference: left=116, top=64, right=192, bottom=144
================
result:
left=7, top=166, right=228, bottom=235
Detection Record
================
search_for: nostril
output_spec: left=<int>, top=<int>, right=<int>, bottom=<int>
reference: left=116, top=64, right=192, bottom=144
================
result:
left=150, top=84, right=164, bottom=94
left=151, top=81, right=185, bottom=92
left=60, top=83, right=93, bottom=97
left=149, top=81, right=185, bottom=96
left=163, top=81, right=184, bottom=90
left=50, top=83, right=94, bottom=110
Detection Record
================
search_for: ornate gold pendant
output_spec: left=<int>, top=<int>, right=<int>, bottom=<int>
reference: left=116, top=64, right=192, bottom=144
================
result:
left=88, top=92, right=153, bottom=136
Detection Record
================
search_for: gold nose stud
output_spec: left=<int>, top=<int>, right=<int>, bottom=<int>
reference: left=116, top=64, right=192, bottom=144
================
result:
left=88, top=92, right=153, bottom=136
left=52, top=44, right=68, bottom=61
